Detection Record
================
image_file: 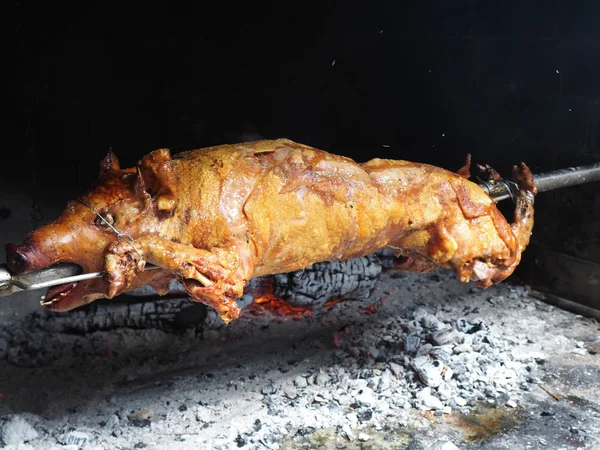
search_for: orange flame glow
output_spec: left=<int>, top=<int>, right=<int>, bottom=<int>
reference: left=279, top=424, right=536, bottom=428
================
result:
left=248, top=294, right=313, bottom=320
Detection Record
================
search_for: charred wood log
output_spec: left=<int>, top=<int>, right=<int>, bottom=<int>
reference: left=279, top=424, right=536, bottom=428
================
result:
left=30, top=254, right=383, bottom=335
left=29, top=297, right=209, bottom=334
left=271, top=253, right=382, bottom=307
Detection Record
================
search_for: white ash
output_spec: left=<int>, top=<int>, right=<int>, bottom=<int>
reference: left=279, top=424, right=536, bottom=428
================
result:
left=427, top=440, right=460, bottom=450
left=326, top=297, right=535, bottom=414
left=58, top=430, right=90, bottom=447
left=0, top=415, right=38, bottom=447
left=0, top=267, right=599, bottom=449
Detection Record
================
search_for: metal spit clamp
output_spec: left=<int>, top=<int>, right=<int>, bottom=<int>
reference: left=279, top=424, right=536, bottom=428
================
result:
left=479, top=179, right=519, bottom=202
left=480, top=162, right=600, bottom=202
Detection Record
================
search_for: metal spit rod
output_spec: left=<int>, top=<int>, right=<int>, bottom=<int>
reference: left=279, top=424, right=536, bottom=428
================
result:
left=534, top=162, right=600, bottom=192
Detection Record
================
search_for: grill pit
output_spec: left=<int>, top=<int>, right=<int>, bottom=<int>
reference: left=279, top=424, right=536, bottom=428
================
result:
left=0, top=257, right=598, bottom=449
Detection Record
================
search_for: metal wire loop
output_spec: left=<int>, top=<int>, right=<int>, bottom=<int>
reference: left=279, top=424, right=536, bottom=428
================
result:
left=75, top=198, right=142, bottom=257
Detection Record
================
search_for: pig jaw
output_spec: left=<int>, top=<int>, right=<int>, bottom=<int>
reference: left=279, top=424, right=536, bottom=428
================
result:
left=42, top=268, right=174, bottom=312
left=43, top=278, right=107, bottom=311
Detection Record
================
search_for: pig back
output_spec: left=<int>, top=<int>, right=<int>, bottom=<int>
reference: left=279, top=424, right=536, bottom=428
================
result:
left=169, top=139, right=396, bottom=277
left=168, top=142, right=265, bottom=251
left=240, top=142, right=397, bottom=277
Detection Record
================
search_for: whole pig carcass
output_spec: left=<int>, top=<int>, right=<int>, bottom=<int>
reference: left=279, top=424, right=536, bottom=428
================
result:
left=5, top=139, right=536, bottom=323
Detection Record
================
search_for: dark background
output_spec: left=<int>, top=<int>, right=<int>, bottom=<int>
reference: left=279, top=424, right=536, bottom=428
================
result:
left=5, top=1, right=600, bottom=299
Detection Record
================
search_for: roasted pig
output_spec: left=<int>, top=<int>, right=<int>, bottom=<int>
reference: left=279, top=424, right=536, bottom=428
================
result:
left=4, top=139, right=536, bottom=323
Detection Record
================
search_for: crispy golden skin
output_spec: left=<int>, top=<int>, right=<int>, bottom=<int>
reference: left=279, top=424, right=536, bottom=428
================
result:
left=5, top=139, right=536, bottom=323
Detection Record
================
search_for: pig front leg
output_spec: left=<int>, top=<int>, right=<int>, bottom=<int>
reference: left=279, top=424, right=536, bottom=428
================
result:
left=104, top=236, right=252, bottom=323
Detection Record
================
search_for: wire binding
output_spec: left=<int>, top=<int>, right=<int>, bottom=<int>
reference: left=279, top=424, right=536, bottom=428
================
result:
left=75, top=198, right=142, bottom=258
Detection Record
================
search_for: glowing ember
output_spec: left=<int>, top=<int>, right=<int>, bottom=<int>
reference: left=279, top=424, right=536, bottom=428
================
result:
left=359, top=303, right=378, bottom=314
left=248, top=294, right=312, bottom=319
left=323, top=297, right=344, bottom=307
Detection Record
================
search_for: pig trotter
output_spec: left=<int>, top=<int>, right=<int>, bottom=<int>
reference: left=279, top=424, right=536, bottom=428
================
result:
left=510, top=162, right=536, bottom=251
left=467, top=162, right=536, bottom=287
left=104, top=240, right=146, bottom=298
left=513, top=162, right=537, bottom=196
left=183, top=278, right=241, bottom=324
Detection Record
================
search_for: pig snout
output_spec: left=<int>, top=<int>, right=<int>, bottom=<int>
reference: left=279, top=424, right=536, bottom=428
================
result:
left=5, top=238, right=76, bottom=275
left=5, top=242, right=45, bottom=274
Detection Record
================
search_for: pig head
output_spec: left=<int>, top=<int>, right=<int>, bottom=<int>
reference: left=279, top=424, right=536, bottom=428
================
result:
left=5, top=150, right=178, bottom=311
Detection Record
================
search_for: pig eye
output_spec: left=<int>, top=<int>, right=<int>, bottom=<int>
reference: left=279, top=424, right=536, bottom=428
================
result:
left=95, top=213, right=115, bottom=228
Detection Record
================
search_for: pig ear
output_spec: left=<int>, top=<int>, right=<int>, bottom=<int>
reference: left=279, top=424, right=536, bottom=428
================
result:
left=135, top=149, right=178, bottom=213
left=100, top=151, right=120, bottom=175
